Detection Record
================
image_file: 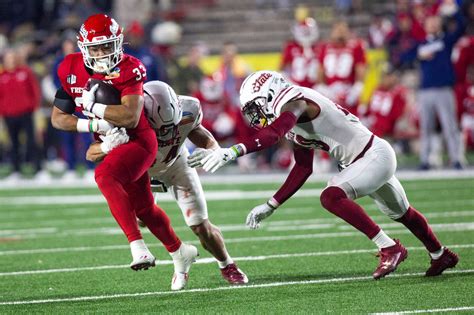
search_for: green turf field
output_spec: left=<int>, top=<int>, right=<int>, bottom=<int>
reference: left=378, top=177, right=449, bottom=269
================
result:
left=0, top=176, right=473, bottom=314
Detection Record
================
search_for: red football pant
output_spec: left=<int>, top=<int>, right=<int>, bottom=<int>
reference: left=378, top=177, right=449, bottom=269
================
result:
left=95, top=131, right=181, bottom=252
left=396, top=206, right=442, bottom=252
left=320, top=186, right=381, bottom=239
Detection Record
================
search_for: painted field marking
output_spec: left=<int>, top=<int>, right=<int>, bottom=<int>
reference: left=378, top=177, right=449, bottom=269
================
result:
left=370, top=306, right=474, bottom=314
left=0, top=269, right=472, bottom=306
left=1, top=244, right=473, bottom=277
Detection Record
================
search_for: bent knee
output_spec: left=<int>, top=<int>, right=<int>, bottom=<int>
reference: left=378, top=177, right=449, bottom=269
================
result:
left=320, top=186, right=347, bottom=209
left=190, top=220, right=213, bottom=236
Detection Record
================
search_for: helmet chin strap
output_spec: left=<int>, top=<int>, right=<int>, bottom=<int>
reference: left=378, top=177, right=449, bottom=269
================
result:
left=93, top=58, right=111, bottom=74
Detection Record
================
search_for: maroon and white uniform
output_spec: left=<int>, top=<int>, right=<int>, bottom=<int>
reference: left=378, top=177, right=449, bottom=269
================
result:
left=281, top=41, right=321, bottom=88
left=274, top=85, right=409, bottom=218
left=367, top=86, right=407, bottom=138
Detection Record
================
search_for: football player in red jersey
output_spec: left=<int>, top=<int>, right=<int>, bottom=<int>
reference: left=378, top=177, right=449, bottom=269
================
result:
left=317, top=21, right=367, bottom=115
left=50, top=14, right=197, bottom=290
left=280, top=17, right=321, bottom=88
left=366, top=66, right=407, bottom=138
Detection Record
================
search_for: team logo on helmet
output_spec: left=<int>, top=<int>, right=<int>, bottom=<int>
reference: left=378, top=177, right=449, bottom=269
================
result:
left=252, top=72, right=272, bottom=92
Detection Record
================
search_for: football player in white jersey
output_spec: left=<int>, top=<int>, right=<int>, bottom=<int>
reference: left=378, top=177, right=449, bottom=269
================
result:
left=87, top=81, right=248, bottom=288
left=188, top=71, right=459, bottom=280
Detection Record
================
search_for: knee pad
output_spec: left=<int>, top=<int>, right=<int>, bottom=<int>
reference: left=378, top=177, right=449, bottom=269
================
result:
left=320, top=186, right=347, bottom=210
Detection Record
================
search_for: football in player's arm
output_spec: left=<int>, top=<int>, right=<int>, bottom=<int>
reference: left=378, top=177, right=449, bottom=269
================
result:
left=51, top=14, right=197, bottom=291
left=189, top=70, right=459, bottom=280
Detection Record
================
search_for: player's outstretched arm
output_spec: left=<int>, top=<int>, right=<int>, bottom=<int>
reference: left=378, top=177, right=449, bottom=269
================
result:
left=187, top=125, right=221, bottom=168
left=246, top=145, right=314, bottom=229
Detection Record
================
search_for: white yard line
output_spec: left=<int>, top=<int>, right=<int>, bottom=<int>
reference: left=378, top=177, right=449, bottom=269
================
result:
left=1, top=244, right=473, bottom=277
left=1, top=221, right=473, bottom=239
left=371, top=306, right=474, bottom=314
left=0, top=169, right=473, bottom=190
left=0, top=188, right=323, bottom=205
left=0, top=269, right=472, bottom=306
left=2, top=224, right=474, bottom=256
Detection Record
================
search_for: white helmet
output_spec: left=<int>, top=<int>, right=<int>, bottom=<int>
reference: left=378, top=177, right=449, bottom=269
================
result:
left=292, top=17, right=319, bottom=46
left=143, top=81, right=182, bottom=139
left=239, top=71, right=291, bottom=128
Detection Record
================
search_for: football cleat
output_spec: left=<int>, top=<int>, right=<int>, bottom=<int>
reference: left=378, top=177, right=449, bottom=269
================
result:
left=220, top=263, right=249, bottom=284
left=373, top=239, right=408, bottom=280
left=130, top=252, right=156, bottom=271
left=170, top=243, right=198, bottom=291
left=425, top=248, right=459, bottom=277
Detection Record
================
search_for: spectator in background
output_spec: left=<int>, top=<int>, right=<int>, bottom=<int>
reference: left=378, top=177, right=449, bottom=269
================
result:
left=403, top=2, right=465, bottom=170
left=368, top=12, right=393, bottom=49
left=387, top=13, right=421, bottom=70
left=124, top=21, right=166, bottom=82
left=51, top=36, right=95, bottom=181
left=0, top=49, right=41, bottom=180
left=175, top=42, right=205, bottom=95
left=218, top=42, right=251, bottom=107
left=366, top=65, right=407, bottom=139
left=280, top=17, right=322, bottom=88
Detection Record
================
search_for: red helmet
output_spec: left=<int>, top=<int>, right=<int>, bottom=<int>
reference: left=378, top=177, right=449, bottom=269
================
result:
left=292, top=17, right=319, bottom=46
left=77, top=14, right=123, bottom=73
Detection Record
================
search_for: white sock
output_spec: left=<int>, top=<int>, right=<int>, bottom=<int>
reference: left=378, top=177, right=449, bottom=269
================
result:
left=130, top=239, right=149, bottom=258
left=170, top=243, right=183, bottom=258
left=430, top=246, right=445, bottom=260
left=371, top=230, right=396, bottom=249
left=217, top=256, right=234, bottom=269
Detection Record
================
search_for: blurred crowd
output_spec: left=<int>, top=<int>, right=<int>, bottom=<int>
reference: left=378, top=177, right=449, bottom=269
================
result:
left=0, top=0, right=473, bottom=182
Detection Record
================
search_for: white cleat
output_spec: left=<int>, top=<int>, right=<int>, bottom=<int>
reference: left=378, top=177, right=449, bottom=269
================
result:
left=170, top=243, right=198, bottom=291
left=130, top=252, right=156, bottom=271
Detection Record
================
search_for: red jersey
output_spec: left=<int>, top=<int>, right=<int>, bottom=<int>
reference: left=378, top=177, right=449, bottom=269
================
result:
left=319, top=39, right=366, bottom=86
left=367, top=85, right=406, bottom=138
left=57, top=52, right=149, bottom=136
left=452, top=35, right=474, bottom=84
left=280, top=41, right=321, bottom=88
left=0, top=66, right=40, bottom=117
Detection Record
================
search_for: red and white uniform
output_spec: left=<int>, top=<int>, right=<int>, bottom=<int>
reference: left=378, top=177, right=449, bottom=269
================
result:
left=367, top=86, right=407, bottom=138
left=58, top=52, right=149, bottom=137
left=318, top=39, right=366, bottom=114
left=281, top=41, right=321, bottom=88
left=274, top=85, right=410, bottom=218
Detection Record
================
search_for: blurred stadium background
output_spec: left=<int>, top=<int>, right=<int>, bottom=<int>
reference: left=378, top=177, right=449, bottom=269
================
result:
left=0, top=0, right=473, bottom=184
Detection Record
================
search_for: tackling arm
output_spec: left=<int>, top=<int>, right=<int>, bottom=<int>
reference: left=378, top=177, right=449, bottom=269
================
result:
left=188, top=124, right=220, bottom=150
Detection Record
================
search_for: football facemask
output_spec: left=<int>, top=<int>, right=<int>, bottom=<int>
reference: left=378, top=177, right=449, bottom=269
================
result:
left=242, top=97, right=275, bottom=129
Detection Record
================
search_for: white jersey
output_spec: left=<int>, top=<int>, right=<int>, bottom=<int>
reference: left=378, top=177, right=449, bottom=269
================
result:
left=274, top=86, right=373, bottom=166
left=148, top=96, right=202, bottom=175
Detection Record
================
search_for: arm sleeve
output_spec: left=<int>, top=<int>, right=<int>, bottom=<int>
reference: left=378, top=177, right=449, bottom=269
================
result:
left=53, top=87, right=76, bottom=114
left=445, top=11, right=466, bottom=47
left=240, top=111, right=298, bottom=154
left=273, top=145, right=314, bottom=205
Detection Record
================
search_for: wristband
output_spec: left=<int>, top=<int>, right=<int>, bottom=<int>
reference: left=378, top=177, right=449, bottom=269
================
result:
left=231, top=143, right=247, bottom=157
left=267, top=198, right=280, bottom=209
left=76, top=119, right=91, bottom=133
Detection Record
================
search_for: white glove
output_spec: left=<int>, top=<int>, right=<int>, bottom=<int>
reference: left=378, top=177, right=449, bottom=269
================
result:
left=99, top=127, right=129, bottom=154
left=81, top=83, right=98, bottom=112
left=187, top=148, right=218, bottom=168
left=246, top=202, right=277, bottom=229
left=200, top=147, right=238, bottom=173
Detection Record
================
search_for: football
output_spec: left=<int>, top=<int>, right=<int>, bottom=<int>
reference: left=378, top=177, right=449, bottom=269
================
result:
left=85, top=78, right=121, bottom=105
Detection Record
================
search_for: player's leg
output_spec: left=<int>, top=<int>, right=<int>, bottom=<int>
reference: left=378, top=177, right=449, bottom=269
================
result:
left=418, top=90, right=437, bottom=169
left=94, top=140, right=157, bottom=269
left=163, top=152, right=248, bottom=284
left=435, top=88, right=463, bottom=167
left=321, top=137, right=407, bottom=279
left=369, top=176, right=459, bottom=276
left=128, top=172, right=198, bottom=290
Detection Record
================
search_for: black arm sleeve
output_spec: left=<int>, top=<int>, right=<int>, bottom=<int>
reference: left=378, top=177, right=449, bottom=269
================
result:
left=53, top=87, right=76, bottom=114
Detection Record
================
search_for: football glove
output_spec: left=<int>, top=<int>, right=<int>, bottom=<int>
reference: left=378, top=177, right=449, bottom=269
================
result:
left=187, top=148, right=219, bottom=168
left=99, top=127, right=129, bottom=154
left=246, top=202, right=277, bottom=229
left=81, top=83, right=98, bottom=112
left=200, top=147, right=238, bottom=173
